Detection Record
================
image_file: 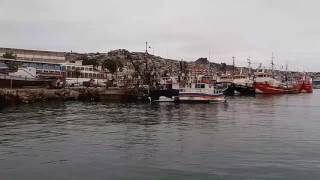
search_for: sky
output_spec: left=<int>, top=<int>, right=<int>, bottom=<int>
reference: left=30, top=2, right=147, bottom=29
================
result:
left=0, top=0, right=319, bottom=71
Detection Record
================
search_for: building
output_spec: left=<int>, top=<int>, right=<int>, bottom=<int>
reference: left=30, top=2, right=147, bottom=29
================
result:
left=62, top=61, right=107, bottom=86
left=0, top=47, right=66, bottom=64
left=0, top=57, right=107, bottom=86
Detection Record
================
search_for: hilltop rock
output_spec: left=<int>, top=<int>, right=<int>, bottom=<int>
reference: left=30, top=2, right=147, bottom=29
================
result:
left=195, top=58, right=210, bottom=64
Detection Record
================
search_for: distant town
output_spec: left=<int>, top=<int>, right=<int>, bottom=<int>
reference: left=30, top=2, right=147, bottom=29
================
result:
left=1, top=46, right=318, bottom=88
left=0, top=46, right=318, bottom=105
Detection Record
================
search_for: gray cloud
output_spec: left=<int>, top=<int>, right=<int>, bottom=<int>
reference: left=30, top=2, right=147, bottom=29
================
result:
left=0, top=0, right=319, bottom=71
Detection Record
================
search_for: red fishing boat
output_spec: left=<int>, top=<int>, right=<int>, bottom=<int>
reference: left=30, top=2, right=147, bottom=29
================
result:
left=253, top=71, right=313, bottom=94
left=253, top=71, right=300, bottom=94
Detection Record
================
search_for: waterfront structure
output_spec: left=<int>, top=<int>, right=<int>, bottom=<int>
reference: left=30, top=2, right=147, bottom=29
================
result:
left=0, top=57, right=65, bottom=79
left=0, top=58, right=107, bottom=86
left=0, top=67, right=55, bottom=88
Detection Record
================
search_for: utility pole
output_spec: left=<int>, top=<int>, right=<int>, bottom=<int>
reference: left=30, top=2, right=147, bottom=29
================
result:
left=145, top=41, right=148, bottom=54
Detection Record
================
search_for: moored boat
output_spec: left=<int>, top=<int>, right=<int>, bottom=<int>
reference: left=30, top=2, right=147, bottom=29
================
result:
left=178, top=82, right=225, bottom=103
left=149, top=77, right=179, bottom=102
left=224, top=74, right=256, bottom=96
left=253, top=71, right=300, bottom=94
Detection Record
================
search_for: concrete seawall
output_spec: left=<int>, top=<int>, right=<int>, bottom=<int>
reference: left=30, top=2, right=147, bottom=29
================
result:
left=0, top=88, right=148, bottom=107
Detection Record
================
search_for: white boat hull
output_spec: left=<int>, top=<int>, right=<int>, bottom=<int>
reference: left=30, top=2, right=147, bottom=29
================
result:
left=179, top=93, right=225, bottom=102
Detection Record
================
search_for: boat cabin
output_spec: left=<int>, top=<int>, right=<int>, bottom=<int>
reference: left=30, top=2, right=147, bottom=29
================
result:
left=217, top=74, right=233, bottom=83
left=234, top=75, right=247, bottom=79
left=180, top=83, right=223, bottom=94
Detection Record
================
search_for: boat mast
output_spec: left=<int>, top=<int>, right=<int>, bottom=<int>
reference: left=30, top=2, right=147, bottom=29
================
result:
left=247, top=57, right=252, bottom=76
left=285, top=63, right=289, bottom=85
left=232, top=56, right=235, bottom=80
left=271, top=52, right=275, bottom=78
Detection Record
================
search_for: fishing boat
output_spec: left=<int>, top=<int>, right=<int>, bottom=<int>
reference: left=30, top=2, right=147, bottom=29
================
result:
left=217, top=74, right=234, bottom=96
left=252, top=54, right=313, bottom=94
left=178, top=75, right=225, bottom=103
left=149, top=77, right=179, bottom=102
left=179, top=83, right=225, bottom=103
left=253, top=71, right=300, bottom=94
left=222, top=57, right=255, bottom=96
left=225, top=74, right=256, bottom=96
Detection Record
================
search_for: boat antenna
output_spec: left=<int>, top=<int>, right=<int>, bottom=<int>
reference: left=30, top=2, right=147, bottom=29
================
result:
left=285, top=63, right=288, bottom=82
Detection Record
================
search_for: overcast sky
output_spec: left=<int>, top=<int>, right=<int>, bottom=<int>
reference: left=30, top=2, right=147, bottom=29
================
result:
left=0, top=0, right=319, bottom=71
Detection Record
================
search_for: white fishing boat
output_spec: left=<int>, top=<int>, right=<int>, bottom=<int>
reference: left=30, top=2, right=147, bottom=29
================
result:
left=178, top=82, right=225, bottom=103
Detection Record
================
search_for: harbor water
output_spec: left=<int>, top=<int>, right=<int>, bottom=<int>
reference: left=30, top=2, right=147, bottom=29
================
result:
left=1, top=91, right=320, bottom=179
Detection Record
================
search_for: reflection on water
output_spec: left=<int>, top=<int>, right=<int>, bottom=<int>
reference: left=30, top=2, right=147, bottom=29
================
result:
left=1, top=92, right=320, bottom=179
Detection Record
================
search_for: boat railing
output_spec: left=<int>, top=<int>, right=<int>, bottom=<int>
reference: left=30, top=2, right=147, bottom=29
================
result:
left=179, top=88, right=216, bottom=94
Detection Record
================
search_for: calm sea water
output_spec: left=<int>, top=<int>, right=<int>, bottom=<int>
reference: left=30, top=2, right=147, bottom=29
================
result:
left=1, top=91, right=320, bottom=179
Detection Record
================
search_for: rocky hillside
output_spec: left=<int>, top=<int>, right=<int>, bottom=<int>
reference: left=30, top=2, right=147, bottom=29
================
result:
left=66, top=49, right=241, bottom=76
